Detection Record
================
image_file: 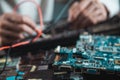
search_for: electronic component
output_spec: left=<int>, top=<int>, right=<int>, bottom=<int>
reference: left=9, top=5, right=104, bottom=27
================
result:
left=54, top=35, right=120, bottom=75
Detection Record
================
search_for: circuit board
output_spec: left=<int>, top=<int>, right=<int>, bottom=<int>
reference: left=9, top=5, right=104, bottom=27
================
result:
left=53, top=35, right=120, bottom=75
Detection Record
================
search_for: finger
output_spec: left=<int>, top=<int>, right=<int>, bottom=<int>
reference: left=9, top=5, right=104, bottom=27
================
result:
left=72, top=0, right=93, bottom=22
left=90, top=9, right=104, bottom=20
left=68, top=0, right=92, bottom=22
left=21, top=15, right=37, bottom=30
left=87, top=6, right=107, bottom=23
left=78, top=0, right=93, bottom=12
left=68, top=2, right=79, bottom=22
left=73, top=13, right=86, bottom=29
left=82, top=4, right=99, bottom=24
left=87, top=1, right=107, bottom=22
left=85, top=2, right=98, bottom=15
left=2, top=20, right=35, bottom=35
left=95, top=14, right=107, bottom=22
left=3, top=13, right=23, bottom=23
left=0, top=29, right=24, bottom=39
left=3, top=13, right=37, bottom=31
left=18, top=24, right=35, bottom=35
left=68, top=11, right=73, bottom=22
left=2, top=20, right=23, bottom=33
left=75, top=11, right=94, bottom=28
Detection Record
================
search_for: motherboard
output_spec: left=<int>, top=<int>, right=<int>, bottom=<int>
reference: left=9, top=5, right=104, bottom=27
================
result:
left=53, top=35, right=120, bottom=75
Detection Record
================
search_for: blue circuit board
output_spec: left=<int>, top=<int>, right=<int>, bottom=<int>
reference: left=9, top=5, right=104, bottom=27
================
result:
left=54, top=35, right=120, bottom=74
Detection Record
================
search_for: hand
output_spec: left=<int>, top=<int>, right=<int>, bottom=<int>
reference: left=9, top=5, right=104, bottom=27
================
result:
left=0, top=13, right=37, bottom=45
left=68, top=0, right=108, bottom=29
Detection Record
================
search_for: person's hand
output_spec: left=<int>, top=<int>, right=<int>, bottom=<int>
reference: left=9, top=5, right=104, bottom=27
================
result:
left=0, top=13, right=37, bottom=45
left=68, top=0, right=108, bottom=29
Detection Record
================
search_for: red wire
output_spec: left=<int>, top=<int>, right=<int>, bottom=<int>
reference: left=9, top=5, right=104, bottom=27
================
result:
left=0, top=0, right=43, bottom=51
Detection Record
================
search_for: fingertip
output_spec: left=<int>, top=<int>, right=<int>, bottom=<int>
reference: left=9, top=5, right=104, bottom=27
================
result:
left=19, top=34, right=25, bottom=39
left=67, top=17, right=71, bottom=22
left=22, top=16, right=36, bottom=30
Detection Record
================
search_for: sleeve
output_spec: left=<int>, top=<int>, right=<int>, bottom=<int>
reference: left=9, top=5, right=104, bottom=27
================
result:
left=17, top=0, right=54, bottom=23
left=41, top=0, right=54, bottom=22
left=100, top=0, right=119, bottom=17
left=0, top=0, right=13, bottom=13
left=17, top=0, right=42, bottom=22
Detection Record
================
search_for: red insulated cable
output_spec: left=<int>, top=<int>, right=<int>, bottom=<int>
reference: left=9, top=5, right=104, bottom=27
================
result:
left=0, top=0, right=44, bottom=51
